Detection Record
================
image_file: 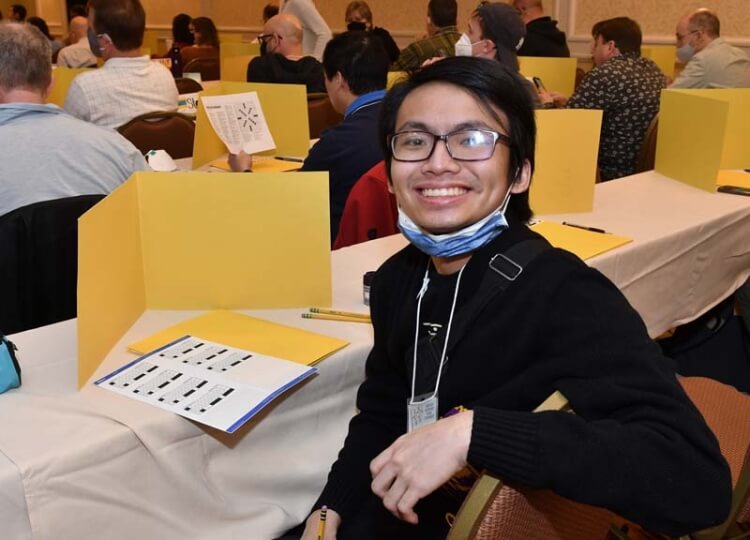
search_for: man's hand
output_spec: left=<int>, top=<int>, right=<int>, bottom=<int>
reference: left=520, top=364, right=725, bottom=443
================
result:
left=228, top=151, right=253, bottom=172
left=300, top=508, right=341, bottom=540
left=370, top=410, right=473, bottom=524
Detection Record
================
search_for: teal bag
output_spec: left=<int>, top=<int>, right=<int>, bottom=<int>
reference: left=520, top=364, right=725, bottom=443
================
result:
left=0, top=335, right=20, bottom=393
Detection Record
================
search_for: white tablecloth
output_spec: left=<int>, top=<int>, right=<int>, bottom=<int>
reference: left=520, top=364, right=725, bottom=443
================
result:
left=1, top=171, right=749, bottom=539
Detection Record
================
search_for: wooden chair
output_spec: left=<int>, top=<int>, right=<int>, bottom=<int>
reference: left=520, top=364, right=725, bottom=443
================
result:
left=183, top=56, right=220, bottom=81
left=307, top=92, right=343, bottom=139
left=682, top=377, right=750, bottom=540
left=117, top=111, right=196, bottom=159
left=635, top=115, right=659, bottom=174
left=174, top=77, right=204, bottom=94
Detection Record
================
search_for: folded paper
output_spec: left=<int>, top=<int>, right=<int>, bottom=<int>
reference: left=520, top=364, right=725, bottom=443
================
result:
left=531, top=221, right=632, bottom=260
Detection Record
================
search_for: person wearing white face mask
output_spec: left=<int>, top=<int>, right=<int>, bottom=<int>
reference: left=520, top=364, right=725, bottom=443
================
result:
left=670, top=8, right=750, bottom=89
left=282, top=56, right=730, bottom=540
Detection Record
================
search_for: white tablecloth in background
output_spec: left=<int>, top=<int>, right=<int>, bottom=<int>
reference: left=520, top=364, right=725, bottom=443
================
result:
left=1, top=171, right=749, bottom=539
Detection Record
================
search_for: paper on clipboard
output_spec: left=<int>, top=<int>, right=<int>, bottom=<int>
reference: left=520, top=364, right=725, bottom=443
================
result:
left=201, top=92, right=276, bottom=154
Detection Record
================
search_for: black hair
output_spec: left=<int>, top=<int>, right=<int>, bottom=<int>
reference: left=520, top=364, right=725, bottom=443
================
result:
left=262, top=3, right=279, bottom=22
left=379, top=56, right=536, bottom=222
left=322, top=31, right=388, bottom=96
left=28, top=17, right=53, bottom=40
left=592, top=17, right=642, bottom=56
left=427, top=0, right=457, bottom=28
left=191, top=16, right=219, bottom=48
left=69, top=3, right=88, bottom=18
left=89, top=0, right=145, bottom=50
left=11, top=4, right=27, bottom=21
left=172, top=13, right=194, bottom=45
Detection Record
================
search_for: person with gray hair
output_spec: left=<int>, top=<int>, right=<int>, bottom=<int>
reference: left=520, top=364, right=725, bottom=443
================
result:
left=671, top=8, right=750, bottom=88
left=0, top=23, right=147, bottom=218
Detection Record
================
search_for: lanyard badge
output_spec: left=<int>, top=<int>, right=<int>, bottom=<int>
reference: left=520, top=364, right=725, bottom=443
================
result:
left=407, top=262, right=465, bottom=432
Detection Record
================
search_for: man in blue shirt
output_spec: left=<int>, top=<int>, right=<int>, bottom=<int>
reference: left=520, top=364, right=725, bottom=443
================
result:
left=300, top=31, right=389, bottom=243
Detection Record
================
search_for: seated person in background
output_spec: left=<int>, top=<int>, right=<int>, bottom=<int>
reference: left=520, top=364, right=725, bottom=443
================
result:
left=180, top=16, right=220, bottom=65
left=168, top=13, right=194, bottom=52
left=301, top=31, right=389, bottom=243
left=671, top=8, right=750, bottom=89
left=294, top=56, right=730, bottom=540
left=57, top=16, right=97, bottom=68
left=0, top=23, right=147, bottom=218
left=7, top=4, right=26, bottom=22
left=263, top=3, right=280, bottom=23
left=513, top=0, right=570, bottom=57
left=542, top=17, right=665, bottom=181
left=64, top=0, right=178, bottom=129
left=455, top=2, right=540, bottom=107
left=28, top=17, right=64, bottom=60
left=391, top=0, right=461, bottom=71
left=280, top=0, right=332, bottom=61
left=344, top=1, right=400, bottom=65
left=247, top=13, right=325, bottom=93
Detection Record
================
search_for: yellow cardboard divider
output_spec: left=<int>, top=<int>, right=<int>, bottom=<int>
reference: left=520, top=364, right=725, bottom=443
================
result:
left=48, top=67, right=90, bottom=107
left=642, top=45, right=677, bottom=78
left=219, top=33, right=245, bottom=43
left=142, top=29, right=161, bottom=55
left=193, top=81, right=310, bottom=168
left=221, top=41, right=260, bottom=57
left=530, top=109, right=602, bottom=214
left=519, top=56, right=578, bottom=96
left=221, top=54, right=256, bottom=82
left=530, top=221, right=632, bottom=260
left=78, top=170, right=331, bottom=387
left=128, top=310, right=348, bottom=365
left=656, top=89, right=750, bottom=191
left=387, top=71, right=408, bottom=89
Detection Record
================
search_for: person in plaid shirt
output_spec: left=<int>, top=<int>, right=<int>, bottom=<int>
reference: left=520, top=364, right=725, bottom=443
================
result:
left=391, top=0, right=460, bottom=72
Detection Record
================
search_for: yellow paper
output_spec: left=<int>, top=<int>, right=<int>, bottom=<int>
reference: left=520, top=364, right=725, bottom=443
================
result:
left=656, top=90, right=729, bottom=192
left=209, top=156, right=302, bottom=172
left=641, top=45, right=676, bottom=78
left=193, top=81, right=310, bottom=168
left=717, top=170, right=750, bottom=189
left=387, top=71, right=408, bottom=89
left=78, top=179, right=147, bottom=388
left=77, top=171, right=331, bottom=386
left=221, top=54, right=256, bottom=82
left=519, top=56, right=578, bottom=95
left=128, top=310, right=348, bottom=366
left=48, top=67, right=90, bottom=107
left=531, top=221, right=632, bottom=260
left=530, top=109, right=601, bottom=214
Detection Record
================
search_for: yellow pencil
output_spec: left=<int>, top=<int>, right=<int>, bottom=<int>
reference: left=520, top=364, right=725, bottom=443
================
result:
left=302, top=313, right=371, bottom=324
left=317, top=506, right=327, bottom=540
left=310, top=307, right=371, bottom=320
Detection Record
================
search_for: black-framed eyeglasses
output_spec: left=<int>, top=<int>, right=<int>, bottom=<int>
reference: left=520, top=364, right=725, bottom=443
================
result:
left=389, top=128, right=511, bottom=162
left=258, top=33, right=280, bottom=43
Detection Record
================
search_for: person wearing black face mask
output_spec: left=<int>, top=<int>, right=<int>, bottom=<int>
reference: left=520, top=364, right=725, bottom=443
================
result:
left=344, top=1, right=399, bottom=65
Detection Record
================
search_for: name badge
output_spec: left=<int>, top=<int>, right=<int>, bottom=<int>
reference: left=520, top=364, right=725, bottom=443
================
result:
left=407, top=393, right=438, bottom=432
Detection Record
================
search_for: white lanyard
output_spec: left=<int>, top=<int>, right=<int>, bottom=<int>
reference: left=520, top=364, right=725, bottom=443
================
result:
left=409, top=261, right=466, bottom=407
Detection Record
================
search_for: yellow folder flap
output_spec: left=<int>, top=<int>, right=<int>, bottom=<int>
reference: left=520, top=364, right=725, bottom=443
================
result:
left=642, top=45, right=676, bottom=78
left=210, top=156, right=302, bottom=172
left=48, top=67, right=91, bottom=107
left=530, top=109, right=601, bottom=214
left=193, top=82, right=310, bottom=168
left=519, top=56, right=578, bottom=95
left=220, top=41, right=260, bottom=57
left=656, top=90, right=728, bottom=192
left=717, top=170, right=750, bottom=189
left=221, top=54, right=255, bottom=83
left=530, top=221, right=633, bottom=260
left=128, top=310, right=349, bottom=365
left=387, top=71, right=408, bottom=89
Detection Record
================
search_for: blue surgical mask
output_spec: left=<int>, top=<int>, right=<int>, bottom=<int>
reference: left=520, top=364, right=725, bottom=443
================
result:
left=87, top=28, right=102, bottom=57
left=676, top=43, right=695, bottom=64
left=398, top=189, right=512, bottom=257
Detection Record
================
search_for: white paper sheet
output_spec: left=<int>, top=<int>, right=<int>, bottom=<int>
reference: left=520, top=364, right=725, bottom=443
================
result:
left=94, top=336, right=316, bottom=433
left=201, top=92, right=276, bottom=155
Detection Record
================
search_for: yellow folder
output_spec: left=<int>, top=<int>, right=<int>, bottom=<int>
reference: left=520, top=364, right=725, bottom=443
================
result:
left=48, top=67, right=91, bottom=107
left=519, top=56, right=578, bottom=95
left=530, top=221, right=632, bottom=260
left=717, top=170, right=750, bottom=189
left=642, top=45, right=676, bottom=78
left=128, top=310, right=348, bottom=366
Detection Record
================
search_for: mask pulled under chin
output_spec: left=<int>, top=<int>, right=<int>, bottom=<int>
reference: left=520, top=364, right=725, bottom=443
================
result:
left=398, top=190, right=512, bottom=258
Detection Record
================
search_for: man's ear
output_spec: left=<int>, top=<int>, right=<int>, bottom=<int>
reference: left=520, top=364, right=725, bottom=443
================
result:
left=510, top=160, right=532, bottom=194
left=479, top=39, right=496, bottom=58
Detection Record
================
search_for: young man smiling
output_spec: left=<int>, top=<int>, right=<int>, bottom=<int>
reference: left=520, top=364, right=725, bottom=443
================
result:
left=289, top=56, right=730, bottom=539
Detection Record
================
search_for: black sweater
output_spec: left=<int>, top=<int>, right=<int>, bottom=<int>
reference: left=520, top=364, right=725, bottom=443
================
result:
left=518, top=16, right=570, bottom=58
left=317, top=220, right=730, bottom=536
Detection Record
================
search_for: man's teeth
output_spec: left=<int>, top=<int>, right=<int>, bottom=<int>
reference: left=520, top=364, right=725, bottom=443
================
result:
left=421, top=187, right=467, bottom=197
